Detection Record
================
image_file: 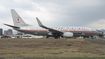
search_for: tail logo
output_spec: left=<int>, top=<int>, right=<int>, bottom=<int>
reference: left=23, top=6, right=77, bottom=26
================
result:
left=16, top=17, right=21, bottom=23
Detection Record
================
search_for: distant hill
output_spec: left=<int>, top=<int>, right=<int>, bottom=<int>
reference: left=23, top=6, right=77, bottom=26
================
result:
left=100, top=29, right=105, bottom=33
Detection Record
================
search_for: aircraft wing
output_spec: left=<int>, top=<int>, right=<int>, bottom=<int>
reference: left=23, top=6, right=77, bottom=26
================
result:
left=4, top=23, right=20, bottom=29
left=36, top=17, right=63, bottom=34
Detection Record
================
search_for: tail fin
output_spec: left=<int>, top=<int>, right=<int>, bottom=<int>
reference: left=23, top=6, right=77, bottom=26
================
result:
left=11, top=9, right=30, bottom=27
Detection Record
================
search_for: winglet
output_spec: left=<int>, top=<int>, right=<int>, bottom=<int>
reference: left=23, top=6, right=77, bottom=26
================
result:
left=36, top=17, right=63, bottom=34
left=36, top=17, right=44, bottom=27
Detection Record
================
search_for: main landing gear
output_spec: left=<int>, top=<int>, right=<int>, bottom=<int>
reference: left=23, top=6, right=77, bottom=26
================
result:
left=83, top=36, right=94, bottom=39
left=46, top=35, right=60, bottom=39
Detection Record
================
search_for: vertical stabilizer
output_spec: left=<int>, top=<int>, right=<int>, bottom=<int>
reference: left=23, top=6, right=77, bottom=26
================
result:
left=11, top=9, right=30, bottom=27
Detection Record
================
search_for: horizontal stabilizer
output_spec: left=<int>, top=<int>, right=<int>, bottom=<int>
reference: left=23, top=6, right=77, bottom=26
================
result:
left=4, top=23, right=20, bottom=28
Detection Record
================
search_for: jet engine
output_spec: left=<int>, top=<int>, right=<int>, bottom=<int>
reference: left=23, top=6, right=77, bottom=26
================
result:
left=63, top=32, right=73, bottom=37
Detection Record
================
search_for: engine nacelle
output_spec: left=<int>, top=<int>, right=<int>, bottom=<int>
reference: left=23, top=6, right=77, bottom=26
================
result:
left=63, top=32, right=73, bottom=37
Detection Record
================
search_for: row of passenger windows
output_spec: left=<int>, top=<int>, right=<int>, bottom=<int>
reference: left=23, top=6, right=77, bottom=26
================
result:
left=52, top=27, right=97, bottom=31
left=21, top=27, right=95, bottom=31
left=51, top=27, right=89, bottom=30
left=36, top=27, right=93, bottom=31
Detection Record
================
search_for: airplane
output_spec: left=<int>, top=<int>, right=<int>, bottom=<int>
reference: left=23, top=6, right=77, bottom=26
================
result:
left=4, top=9, right=103, bottom=39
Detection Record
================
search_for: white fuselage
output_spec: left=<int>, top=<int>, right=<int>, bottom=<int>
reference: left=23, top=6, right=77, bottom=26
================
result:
left=17, top=26, right=100, bottom=37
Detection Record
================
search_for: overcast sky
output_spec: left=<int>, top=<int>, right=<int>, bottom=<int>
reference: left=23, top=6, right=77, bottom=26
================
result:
left=0, top=0, right=105, bottom=32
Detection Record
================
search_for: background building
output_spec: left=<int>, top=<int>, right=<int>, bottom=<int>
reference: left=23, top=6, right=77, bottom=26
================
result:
left=8, top=29, right=13, bottom=35
left=4, top=30, right=8, bottom=35
left=4, top=29, right=13, bottom=35
left=0, top=28, right=3, bottom=35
